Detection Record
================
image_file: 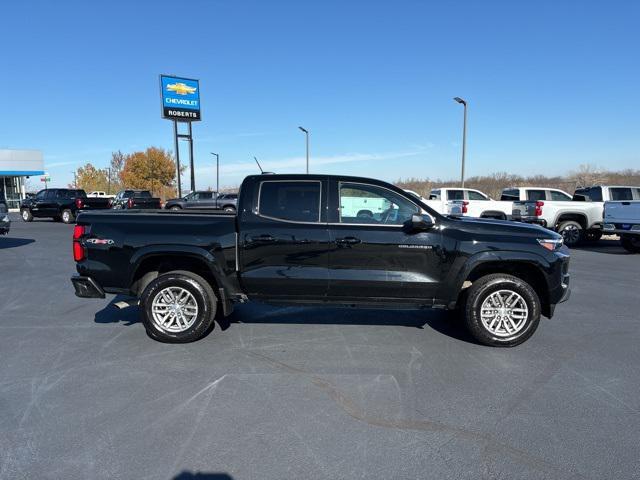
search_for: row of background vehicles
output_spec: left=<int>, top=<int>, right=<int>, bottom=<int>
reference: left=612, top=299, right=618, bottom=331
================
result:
left=15, top=182, right=640, bottom=253
left=406, top=184, right=640, bottom=251
left=18, top=189, right=238, bottom=224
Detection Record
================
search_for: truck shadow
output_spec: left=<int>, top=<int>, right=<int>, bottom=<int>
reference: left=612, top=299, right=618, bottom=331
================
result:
left=572, top=238, right=630, bottom=255
left=0, top=237, right=35, bottom=249
left=94, top=295, right=140, bottom=325
left=94, top=297, right=477, bottom=344
left=221, top=303, right=477, bottom=344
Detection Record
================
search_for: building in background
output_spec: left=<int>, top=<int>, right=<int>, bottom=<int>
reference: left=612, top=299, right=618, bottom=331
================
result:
left=0, top=149, right=45, bottom=209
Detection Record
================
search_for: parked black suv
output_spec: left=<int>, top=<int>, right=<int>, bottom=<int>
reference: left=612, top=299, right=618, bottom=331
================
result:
left=20, top=189, right=111, bottom=224
left=71, top=174, right=570, bottom=347
left=111, top=190, right=161, bottom=210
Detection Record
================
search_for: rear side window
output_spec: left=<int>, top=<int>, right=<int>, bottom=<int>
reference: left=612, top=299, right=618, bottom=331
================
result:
left=258, top=181, right=321, bottom=223
left=501, top=189, right=519, bottom=200
left=550, top=190, right=571, bottom=201
left=447, top=190, right=464, bottom=201
left=610, top=188, right=633, bottom=201
left=526, top=190, right=546, bottom=201
left=135, top=191, right=152, bottom=198
left=467, top=190, right=487, bottom=200
left=429, top=189, right=441, bottom=200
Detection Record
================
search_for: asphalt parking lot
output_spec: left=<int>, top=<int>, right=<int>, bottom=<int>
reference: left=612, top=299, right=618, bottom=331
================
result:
left=1, top=214, right=639, bottom=480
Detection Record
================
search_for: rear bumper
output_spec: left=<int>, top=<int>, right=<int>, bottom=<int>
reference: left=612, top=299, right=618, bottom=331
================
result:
left=71, top=276, right=106, bottom=298
left=602, top=223, right=640, bottom=236
left=515, top=216, right=547, bottom=227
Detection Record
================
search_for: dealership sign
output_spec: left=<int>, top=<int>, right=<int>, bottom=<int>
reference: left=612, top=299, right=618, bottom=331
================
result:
left=160, top=75, right=201, bottom=121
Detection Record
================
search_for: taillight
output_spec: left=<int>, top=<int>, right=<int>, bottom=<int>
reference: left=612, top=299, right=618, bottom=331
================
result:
left=108, top=198, right=113, bottom=207
left=462, top=201, right=469, bottom=214
left=75, top=198, right=84, bottom=209
left=127, top=197, right=134, bottom=209
left=73, top=225, right=86, bottom=261
left=534, top=201, right=544, bottom=217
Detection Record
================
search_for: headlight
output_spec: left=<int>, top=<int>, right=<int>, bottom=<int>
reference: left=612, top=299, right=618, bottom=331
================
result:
left=537, top=238, right=563, bottom=251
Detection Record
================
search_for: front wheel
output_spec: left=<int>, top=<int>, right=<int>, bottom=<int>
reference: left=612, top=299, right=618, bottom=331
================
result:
left=462, top=273, right=541, bottom=347
left=557, top=220, right=583, bottom=247
left=21, top=209, right=33, bottom=222
left=223, top=206, right=236, bottom=213
left=621, top=234, right=640, bottom=253
left=140, top=270, right=218, bottom=343
left=169, top=205, right=182, bottom=211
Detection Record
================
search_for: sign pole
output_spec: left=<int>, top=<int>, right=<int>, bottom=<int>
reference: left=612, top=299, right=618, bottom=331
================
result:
left=188, top=122, right=195, bottom=192
left=174, top=120, right=182, bottom=198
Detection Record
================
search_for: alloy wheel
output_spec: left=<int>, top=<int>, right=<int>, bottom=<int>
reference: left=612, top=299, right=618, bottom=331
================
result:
left=151, top=286, right=199, bottom=333
left=480, top=289, right=529, bottom=337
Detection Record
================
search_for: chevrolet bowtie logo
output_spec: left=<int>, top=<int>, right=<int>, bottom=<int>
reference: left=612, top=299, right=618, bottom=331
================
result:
left=166, top=82, right=197, bottom=95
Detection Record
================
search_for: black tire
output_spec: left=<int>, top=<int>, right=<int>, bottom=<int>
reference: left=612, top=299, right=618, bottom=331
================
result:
left=223, top=206, right=236, bottom=213
left=169, top=205, right=182, bottom=211
left=584, top=230, right=602, bottom=242
left=140, top=270, right=217, bottom=343
left=621, top=234, right=640, bottom=253
left=61, top=209, right=75, bottom=224
left=557, top=220, right=583, bottom=247
left=21, top=209, right=33, bottom=222
left=462, top=273, right=541, bottom=347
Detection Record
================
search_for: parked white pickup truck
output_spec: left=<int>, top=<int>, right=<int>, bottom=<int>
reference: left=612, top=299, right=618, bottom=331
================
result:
left=509, top=187, right=603, bottom=246
left=87, top=191, right=115, bottom=199
left=603, top=199, right=640, bottom=253
left=425, top=188, right=512, bottom=219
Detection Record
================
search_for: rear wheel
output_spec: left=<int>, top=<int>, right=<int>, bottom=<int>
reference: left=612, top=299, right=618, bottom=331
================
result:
left=140, top=270, right=217, bottom=343
left=621, top=234, right=640, bottom=253
left=21, top=209, right=33, bottom=222
left=61, top=209, right=75, bottom=224
left=557, top=220, right=583, bottom=247
left=462, top=273, right=541, bottom=347
left=223, top=206, right=236, bottom=213
left=169, top=205, right=182, bottom=211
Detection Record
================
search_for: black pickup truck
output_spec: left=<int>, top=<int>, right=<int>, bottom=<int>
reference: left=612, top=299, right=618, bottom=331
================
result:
left=111, top=190, right=162, bottom=210
left=71, top=174, right=571, bottom=347
left=21, top=188, right=112, bottom=224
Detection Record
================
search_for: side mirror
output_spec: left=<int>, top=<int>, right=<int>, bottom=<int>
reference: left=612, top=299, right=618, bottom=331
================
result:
left=411, top=214, right=434, bottom=232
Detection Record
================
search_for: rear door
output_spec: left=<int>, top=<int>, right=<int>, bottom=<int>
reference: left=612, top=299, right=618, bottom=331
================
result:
left=327, top=180, right=443, bottom=301
left=239, top=178, right=330, bottom=298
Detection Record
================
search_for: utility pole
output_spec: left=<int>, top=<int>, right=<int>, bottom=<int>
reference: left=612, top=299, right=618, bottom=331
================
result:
left=107, top=167, right=111, bottom=195
left=453, top=97, right=467, bottom=188
left=210, top=153, right=219, bottom=194
left=298, top=126, right=309, bottom=174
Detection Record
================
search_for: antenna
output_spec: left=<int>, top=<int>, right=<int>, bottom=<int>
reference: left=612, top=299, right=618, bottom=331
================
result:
left=254, top=156, right=264, bottom=173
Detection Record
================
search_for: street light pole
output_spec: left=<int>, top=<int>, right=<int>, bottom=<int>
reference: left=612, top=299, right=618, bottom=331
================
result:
left=453, top=97, right=467, bottom=188
left=298, top=126, right=309, bottom=174
left=210, top=153, right=219, bottom=194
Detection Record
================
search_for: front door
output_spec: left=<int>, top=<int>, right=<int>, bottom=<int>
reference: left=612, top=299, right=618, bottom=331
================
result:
left=327, top=180, right=444, bottom=302
left=239, top=178, right=330, bottom=298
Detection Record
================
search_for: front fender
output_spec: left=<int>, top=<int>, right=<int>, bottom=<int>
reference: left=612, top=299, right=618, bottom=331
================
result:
left=442, top=249, right=552, bottom=307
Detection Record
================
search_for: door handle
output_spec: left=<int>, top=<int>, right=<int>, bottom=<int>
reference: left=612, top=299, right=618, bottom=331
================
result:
left=249, top=234, right=276, bottom=243
left=335, top=236, right=361, bottom=245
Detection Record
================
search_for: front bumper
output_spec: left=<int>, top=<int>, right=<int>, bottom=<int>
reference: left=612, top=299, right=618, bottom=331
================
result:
left=71, top=276, right=106, bottom=298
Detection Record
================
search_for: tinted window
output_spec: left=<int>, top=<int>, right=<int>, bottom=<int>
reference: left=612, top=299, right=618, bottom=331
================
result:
left=588, top=187, right=603, bottom=201
left=468, top=190, right=487, bottom=200
left=610, top=188, right=633, bottom=201
left=196, top=192, right=213, bottom=199
left=447, top=190, right=464, bottom=201
left=550, top=190, right=571, bottom=201
left=501, top=189, right=519, bottom=201
left=339, top=182, right=418, bottom=225
left=35, top=190, right=47, bottom=200
left=526, top=190, right=546, bottom=201
left=259, top=181, right=321, bottom=222
left=429, top=190, right=441, bottom=200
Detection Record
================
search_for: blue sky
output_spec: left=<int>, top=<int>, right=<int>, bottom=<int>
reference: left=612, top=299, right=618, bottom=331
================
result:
left=1, top=0, right=638, bottom=189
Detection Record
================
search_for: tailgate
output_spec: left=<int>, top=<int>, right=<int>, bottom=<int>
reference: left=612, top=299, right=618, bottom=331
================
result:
left=82, top=198, right=112, bottom=209
left=605, top=201, right=640, bottom=225
left=131, top=198, right=161, bottom=209
left=511, top=201, right=535, bottom=219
